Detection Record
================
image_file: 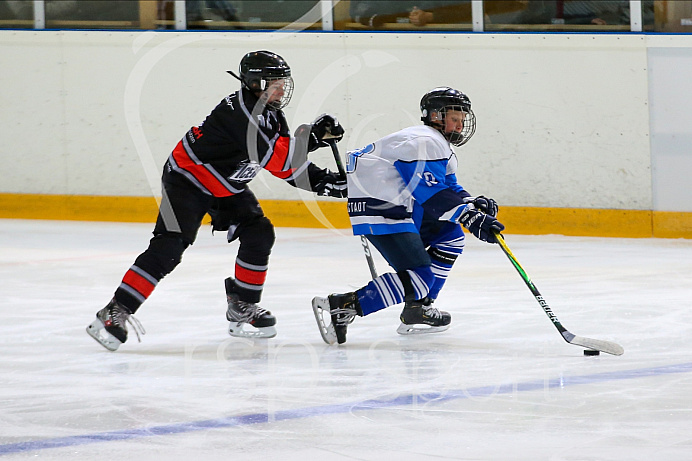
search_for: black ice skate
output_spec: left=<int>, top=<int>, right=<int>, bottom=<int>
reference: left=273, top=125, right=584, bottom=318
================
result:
left=396, top=297, right=451, bottom=335
left=225, top=278, right=276, bottom=339
left=86, top=298, right=145, bottom=351
left=312, top=292, right=362, bottom=345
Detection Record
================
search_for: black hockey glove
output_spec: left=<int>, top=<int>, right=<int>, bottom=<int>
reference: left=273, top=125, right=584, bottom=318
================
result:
left=459, top=204, right=505, bottom=243
left=465, top=195, right=498, bottom=217
left=314, top=171, right=347, bottom=198
left=308, top=114, right=344, bottom=152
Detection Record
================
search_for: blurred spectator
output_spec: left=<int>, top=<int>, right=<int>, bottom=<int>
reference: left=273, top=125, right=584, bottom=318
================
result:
left=506, top=0, right=654, bottom=26
left=350, top=1, right=470, bottom=28
left=157, top=0, right=321, bottom=30
left=185, top=0, right=238, bottom=23
left=45, top=1, right=138, bottom=22
left=1, top=1, right=30, bottom=20
left=0, top=1, right=139, bottom=23
left=409, top=2, right=472, bottom=26
left=236, top=0, right=318, bottom=23
left=157, top=0, right=238, bottom=29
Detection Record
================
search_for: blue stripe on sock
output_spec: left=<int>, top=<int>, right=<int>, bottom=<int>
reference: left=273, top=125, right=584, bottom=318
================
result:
left=357, top=273, right=407, bottom=315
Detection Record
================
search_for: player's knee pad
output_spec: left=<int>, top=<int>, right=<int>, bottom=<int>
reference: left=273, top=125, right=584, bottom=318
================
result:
left=428, top=229, right=465, bottom=267
left=234, top=215, right=276, bottom=257
left=428, top=244, right=463, bottom=266
left=139, top=234, right=189, bottom=278
left=397, top=265, right=435, bottom=301
left=433, top=227, right=466, bottom=254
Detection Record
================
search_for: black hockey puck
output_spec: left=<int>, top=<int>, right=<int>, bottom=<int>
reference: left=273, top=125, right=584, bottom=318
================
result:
left=584, top=349, right=600, bottom=356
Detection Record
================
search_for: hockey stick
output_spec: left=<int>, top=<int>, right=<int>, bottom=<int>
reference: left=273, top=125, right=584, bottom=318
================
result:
left=494, top=231, right=624, bottom=356
left=327, top=139, right=378, bottom=279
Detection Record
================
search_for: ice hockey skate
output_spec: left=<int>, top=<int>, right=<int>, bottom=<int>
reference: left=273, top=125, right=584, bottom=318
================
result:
left=396, top=297, right=451, bottom=335
left=86, top=298, right=145, bottom=351
left=225, top=278, right=277, bottom=339
left=312, top=292, right=361, bottom=345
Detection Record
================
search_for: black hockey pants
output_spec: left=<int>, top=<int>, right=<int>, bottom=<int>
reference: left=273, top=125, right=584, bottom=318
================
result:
left=114, top=168, right=275, bottom=312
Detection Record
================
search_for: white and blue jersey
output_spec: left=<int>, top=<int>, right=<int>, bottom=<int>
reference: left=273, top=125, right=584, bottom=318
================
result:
left=346, top=125, right=468, bottom=236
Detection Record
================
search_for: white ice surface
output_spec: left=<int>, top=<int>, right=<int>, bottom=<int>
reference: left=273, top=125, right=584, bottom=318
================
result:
left=1, top=219, right=691, bottom=460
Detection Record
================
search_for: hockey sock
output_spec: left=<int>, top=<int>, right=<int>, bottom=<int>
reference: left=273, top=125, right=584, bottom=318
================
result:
left=356, top=267, right=433, bottom=316
left=232, top=257, right=267, bottom=304
left=113, top=235, right=188, bottom=313
left=427, top=234, right=465, bottom=299
left=115, top=264, right=159, bottom=313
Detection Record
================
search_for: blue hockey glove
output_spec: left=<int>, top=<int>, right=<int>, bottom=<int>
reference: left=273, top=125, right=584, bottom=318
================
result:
left=470, top=195, right=498, bottom=217
left=459, top=204, right=505, bottom=243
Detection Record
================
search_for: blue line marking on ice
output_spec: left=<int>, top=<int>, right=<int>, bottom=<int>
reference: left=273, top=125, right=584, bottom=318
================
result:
left=2, top=361, right=692, bottom=456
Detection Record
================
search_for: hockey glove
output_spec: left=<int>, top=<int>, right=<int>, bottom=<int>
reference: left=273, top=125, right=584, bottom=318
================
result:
left=464, top=195, right=498, bottom=217
left=308, top=114, right=344, bottom=152
left=459, top=204, right=505, bottom=243
left=314, top=171, right=347, bottom=198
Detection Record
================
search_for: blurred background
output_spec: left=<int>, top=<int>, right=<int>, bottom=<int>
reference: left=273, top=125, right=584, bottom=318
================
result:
left=2, top=0, right=691, bottom=32
left=1, top=1, right=692, bottom=239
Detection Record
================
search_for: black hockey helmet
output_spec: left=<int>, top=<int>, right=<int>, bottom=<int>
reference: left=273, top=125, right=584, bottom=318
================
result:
left=420, top=87, right=476, bottom=146
left=227, top=50, right=294, bottom=109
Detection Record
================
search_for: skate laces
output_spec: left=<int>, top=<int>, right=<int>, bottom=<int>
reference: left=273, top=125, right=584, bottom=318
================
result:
left=422, top=305, right=442, bottom=319
left=109, top=303, right=146, bottom=343
left=329, top=293, right=358, bottom=326
left=332, top=307, right=356, bottom=326
left=236, top=301, right=269, bottom=322
left=126, top=315, right=145, bottom=342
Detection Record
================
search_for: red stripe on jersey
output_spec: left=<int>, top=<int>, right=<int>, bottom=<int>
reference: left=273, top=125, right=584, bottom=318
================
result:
left=269, top=168, right=294, bottom=179
left=264, top=136, right=291, bottom=174
left=235, top=263, right=267, bottom=286
left=122, top=270, right=156, bottom=298
left=171, top=141, right=235, bottom=197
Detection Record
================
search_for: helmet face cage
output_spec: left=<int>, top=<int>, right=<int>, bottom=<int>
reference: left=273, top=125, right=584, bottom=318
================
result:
left=260, top=76, right=294, bottom=110
left=440, top=105, right=476, bottom=146
left=420, top=87, right=476, bottom=146
left=239, top=51, right=293, bottom=109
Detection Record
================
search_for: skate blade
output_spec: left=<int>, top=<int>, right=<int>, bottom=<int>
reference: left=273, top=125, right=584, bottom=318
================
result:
left=228, top=322, right=277, bottom=339
left=312, top=297, right=337, bottom=345
left=333, top=322, right=348, bottom=345
left=396, top=322, right=450, bottom=336
left=86, top=318, right=122, bottom=351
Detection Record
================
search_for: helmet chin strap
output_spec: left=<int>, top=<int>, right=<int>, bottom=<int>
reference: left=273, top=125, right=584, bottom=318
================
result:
left=427, top=120, right=458, bottom=144
left=226, top=70, right=242, bottom=82
left=228, top=70, right=265, bottom=99
left=428, top=110, right=460, bottom=144
left=427, top=116, right=446, bottom=135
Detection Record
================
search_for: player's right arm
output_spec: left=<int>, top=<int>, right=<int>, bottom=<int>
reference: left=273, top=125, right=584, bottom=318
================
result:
left=394, top=158, right=504, bottom=243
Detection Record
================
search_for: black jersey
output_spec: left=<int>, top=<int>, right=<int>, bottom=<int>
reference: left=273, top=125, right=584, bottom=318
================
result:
left=167, top=88, right=320, bottom=197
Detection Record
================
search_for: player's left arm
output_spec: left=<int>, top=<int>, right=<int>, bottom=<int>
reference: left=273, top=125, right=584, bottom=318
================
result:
left=394, top=159, right=466, bottom=222
left=444, top=171, right=499, bottom=217
left=443, top=169, right=505, bottom=242
left=263, top=112, right=346, bottom=197
left=395, top=158, right=504, bottom=242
